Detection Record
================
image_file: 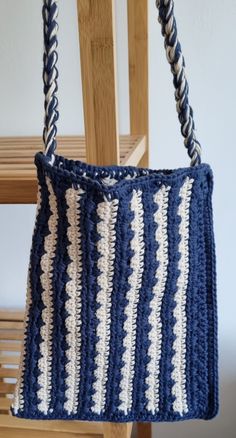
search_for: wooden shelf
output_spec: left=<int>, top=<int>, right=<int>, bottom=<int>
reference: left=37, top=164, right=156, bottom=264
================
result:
left=0, top=135, right=146, bottom=204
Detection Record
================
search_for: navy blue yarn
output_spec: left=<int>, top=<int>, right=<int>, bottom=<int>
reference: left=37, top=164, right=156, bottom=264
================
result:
left=109, top=191, right=135, bottom=415
left=74, top=193, right=89, bottom=415
left=78, top=193, right=100, bottom=415
left=204, top=175, right=219, bottom=419
left=13, top=153, right=218, bottom=421
left=132, top=184, right=158, bottom=415
left=50, top=177, right=71, bottom=414
left=157, top=0, right=201, bottom=166
left=195, top=179, right=209, bottom=415
left=158, top=180, right=182, bottom=419
left=20, top=168, right=51, bottom=416
left=35, top=152, right=211, bottom=196
left=42, top=1, right=59, bottom=158
left=12, top=0, right=218, bottom=422
left=185, top=177, right=200, bottom=414
left=104, top=191, right=132, bottom=414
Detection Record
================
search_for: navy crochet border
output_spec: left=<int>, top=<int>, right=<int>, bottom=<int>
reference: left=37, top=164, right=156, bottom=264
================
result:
left=11, top=152, right=218, bottom=422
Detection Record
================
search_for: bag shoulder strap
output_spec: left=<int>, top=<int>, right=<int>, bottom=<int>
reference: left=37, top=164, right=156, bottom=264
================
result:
left=42, top=0, right=202, bottom=166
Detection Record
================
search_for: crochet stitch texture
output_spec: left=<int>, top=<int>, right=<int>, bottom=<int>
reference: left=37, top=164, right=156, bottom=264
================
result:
left=11, top=0, right=218, bottom=422
left=12, top=154, right=218, bottom=421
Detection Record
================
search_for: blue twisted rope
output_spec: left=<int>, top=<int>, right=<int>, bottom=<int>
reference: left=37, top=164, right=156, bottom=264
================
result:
left=156, top=0, right=201, bottom=166
left=42, top=0, right=59, bottom=162
left=42, top=0, right=201, bottom=166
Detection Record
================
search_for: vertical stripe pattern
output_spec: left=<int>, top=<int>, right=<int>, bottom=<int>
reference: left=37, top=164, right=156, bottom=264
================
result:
left=13, top=187, right=42, bottom=413
left=92, top=198, right=119, bottom=414
left=64, top=187, right=84, bottom=414
left=12, top=152, right=217, bottom=422
left=145, top=185, right=170, bottom=413
left=118, top=189, right=145, bottom=414
left=171, top=177, right=194, bottom=415
left=37, top=177, right=58, bottom=414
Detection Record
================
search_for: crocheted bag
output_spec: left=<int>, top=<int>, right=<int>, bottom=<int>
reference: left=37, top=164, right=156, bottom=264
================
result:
left=12, top=0, right=218, bottom=422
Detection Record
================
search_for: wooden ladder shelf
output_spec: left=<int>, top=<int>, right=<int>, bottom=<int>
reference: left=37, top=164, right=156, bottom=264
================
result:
left=0, top=135, right=146, bottom=203
left=0, top=1, right=151, bottom=437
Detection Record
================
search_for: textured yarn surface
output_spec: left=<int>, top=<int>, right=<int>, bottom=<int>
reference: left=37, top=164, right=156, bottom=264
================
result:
left=11, top=153, right=218, bottom=421
left=11, top=0, right=218, bottom=422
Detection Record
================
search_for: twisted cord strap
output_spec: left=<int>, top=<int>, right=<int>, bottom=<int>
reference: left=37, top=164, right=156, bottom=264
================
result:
left=156, top=0, right=201, bottom=166
left=42, top=0, right=59, bottom=161
left=42, top=0, right=201, bottom=166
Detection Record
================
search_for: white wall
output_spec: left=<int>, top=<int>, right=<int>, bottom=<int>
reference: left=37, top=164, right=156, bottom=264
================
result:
left=0, top=0, right=235, bottom=436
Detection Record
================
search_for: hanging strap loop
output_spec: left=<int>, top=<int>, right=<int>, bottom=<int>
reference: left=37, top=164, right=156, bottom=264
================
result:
left=42, top=0, right=59, bottom=163
left=42, top=0, right=202, bottom=166
left=156, top=0, right=201, bottom=165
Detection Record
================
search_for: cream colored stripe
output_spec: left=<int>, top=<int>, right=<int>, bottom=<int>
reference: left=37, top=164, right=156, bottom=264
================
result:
left=64, top=187, right=84, bottom=414
left=92, top=198, right=119, bottom=414
left=13, top=186, right=42, bottom=414
left=37, top=177, right=58, bottom=414
left=171, top=177, right=194, bottom=415
left=118, top=189, right=145, bottom=415
left=145, top=185, right=170, bottom=414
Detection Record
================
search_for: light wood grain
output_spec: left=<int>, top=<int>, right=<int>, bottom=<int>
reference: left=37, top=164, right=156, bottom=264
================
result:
left=0, top=429, right=102, bottom=438
left=0, top=135, right=146, bottom=203
left=0, top=369, right=18, bottom=379
left=0, top=398, right=11, bottom=412
left=128, top=0, right=149, bottom=168
left=0, top=311, right=24, bottom=322
left=103, top=423, right=132, bottom=438
left=0, top=322, right=23, bottom=330
left=0, top=331, right=23, bottom=341
left=0, top=342, right=22, bottom=352
left=0, top=384, right=15, bottom=395
left=0, top=415, right=103, bottom=435
left=0, top=357, right=19, bottom=366
left=77, top=0, right=119, bottom=165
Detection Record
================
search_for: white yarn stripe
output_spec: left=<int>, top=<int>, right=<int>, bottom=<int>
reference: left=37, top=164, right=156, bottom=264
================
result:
left=118, top=189, right=145, bottom=414
left=37, top=177, right=58, bottom=414
left=64, top=187, right=84, bottom=414
left=13, top=186, right=42, bottom=414
left=171, top=177, right=194, bottom=415
left=145, top=185, right=170, bottom=414
left=92, top=198, right=119, bottom=414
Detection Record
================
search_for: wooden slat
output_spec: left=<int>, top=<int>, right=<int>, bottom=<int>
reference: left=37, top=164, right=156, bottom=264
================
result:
left=122, top=135, right=146, bottom=166
left=0, top=342, right=22, bottom=352
left=0, top=310, right=24, bottom=322
left=0, top=135, right=146, bottom=203
left=0, top=330, right=23, bottom=341
left=0, top=356, right=20, bottom=366
left=0, top=322, right=23, bottom=330
left=103, top=423, right=133, bottom=438
left=0, top=398, right=11, bottom=411
left=137, top=423, right=152, bottom=438
left=0, top=415, right=103, bottom=434
left=77, top=0, right=120, bottom=165
left=0, top=369, right=18, bottom=379
left=0, top=180, right=38, bottom=203
left=128, top=0, right=149, bottom=168
left=0, top=429, right=102, bottom=438
left=0, top=383, right=15, bottom=394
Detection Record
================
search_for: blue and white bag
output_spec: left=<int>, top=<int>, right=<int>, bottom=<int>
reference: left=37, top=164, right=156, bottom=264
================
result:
left=12, top=0, right=218, bottom=422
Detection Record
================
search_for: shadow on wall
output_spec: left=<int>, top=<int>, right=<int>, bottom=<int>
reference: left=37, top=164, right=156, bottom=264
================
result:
left=151, top=379, right=236, bottom=438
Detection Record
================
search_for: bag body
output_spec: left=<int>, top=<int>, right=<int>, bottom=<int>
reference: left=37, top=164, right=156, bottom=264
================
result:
left=12, top=0, right=218, bottom=422
left=12, top=153, right=218, bottom=421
